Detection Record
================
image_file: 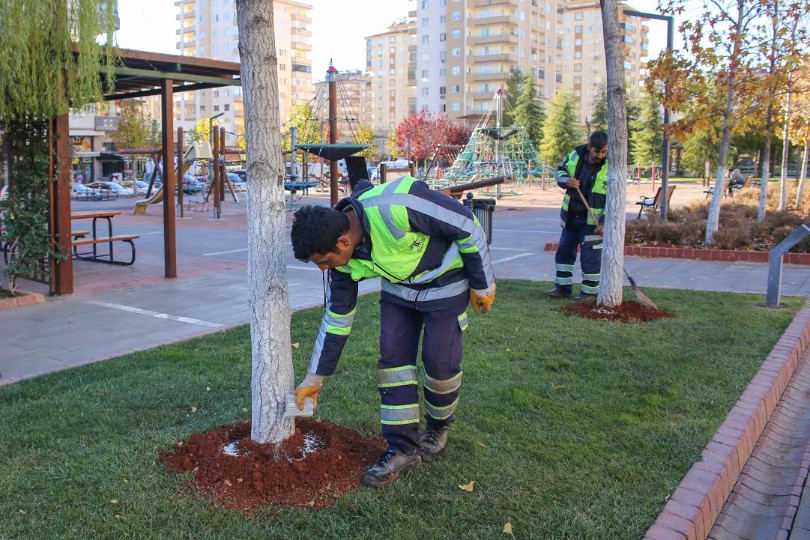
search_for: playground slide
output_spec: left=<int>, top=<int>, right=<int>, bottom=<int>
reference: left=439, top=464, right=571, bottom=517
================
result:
left=132, top=185, right=164, bottom=215
left=131, top=141, right=212, bottom=215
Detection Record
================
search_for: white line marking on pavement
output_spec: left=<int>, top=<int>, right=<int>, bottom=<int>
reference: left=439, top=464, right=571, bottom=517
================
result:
left=203, top=248, right=248, bottom=256
left=86, top=301, right=224, bottom=328
left=489, top=247, right=529, bottom=251
left=493, top=253, right=533, bottom=264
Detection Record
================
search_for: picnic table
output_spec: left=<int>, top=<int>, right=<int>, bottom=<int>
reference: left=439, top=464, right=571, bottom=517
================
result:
left=70, top=210, right=139, bottom=265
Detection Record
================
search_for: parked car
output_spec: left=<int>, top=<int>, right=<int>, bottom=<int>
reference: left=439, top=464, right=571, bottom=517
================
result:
left=71, top=183, right=102, bottom=201
left=180, top=173, right=205, bottom=194
left=85, top=182, right=121, bottom=200
left=132, top=180, right=153, bottom=196
left=87, top=181, right=134, bottom=197
left=229, top=169, right=247, bottom=182
left=226, top=172, right=246, bottom=192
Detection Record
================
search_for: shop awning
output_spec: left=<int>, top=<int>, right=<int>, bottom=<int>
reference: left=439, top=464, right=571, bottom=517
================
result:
left=99, top=152, right=124, bottom=161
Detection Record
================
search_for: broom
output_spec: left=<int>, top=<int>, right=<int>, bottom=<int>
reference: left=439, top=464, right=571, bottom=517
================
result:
left=574, top=187, right=659, bottom=310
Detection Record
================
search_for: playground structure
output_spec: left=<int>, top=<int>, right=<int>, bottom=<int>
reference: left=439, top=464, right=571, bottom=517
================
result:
left=440, top=90, right=552, bottom=197
left=129, top=141, right=213, bottom=215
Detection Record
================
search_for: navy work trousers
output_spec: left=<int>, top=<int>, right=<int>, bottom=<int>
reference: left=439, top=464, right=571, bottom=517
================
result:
left=378, top=293, right=468, bottom=454
left=554, top=214, right=602, bottom=294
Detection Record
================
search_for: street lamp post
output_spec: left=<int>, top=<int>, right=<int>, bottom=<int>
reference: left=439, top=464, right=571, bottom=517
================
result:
left=624, top=9, right=674, bottom=221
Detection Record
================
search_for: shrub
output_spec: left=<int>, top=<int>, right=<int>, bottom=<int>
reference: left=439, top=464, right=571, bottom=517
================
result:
left=626, top=196, right=810, bottom=252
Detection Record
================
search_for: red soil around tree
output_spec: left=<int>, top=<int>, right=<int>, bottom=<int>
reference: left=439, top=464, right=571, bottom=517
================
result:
left=159, top=418, right=386, bottom=512
left=561, top=299, right=673, bottom=322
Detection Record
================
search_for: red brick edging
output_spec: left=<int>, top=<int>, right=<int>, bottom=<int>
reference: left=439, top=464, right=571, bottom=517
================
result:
left=543, top=242, right=810, bottom=265
left=0, top=288, right=45, bottom=310
left=644, top=299, right=810, bottom=539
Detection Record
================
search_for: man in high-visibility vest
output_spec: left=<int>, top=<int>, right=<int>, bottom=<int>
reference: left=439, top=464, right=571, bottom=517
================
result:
left=290, top=175, right=496, bottom=487
left=546, top=130, right=608, bottom=300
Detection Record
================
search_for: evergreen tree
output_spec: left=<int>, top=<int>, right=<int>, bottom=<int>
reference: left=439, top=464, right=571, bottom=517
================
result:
left=591, top=85, right=608, bottom=131
left=539, top=90, right=582, bottom=165
left=502, top=67, right=524, bottom=127
left=625, top=94, right=641, bottom=165
left=630, top=93, right=664, bottom=166
left=512, top=73, right=546, bottom=149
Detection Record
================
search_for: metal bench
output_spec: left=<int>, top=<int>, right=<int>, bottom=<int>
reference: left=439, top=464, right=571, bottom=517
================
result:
left=635, top=185, right=676, bottom=219
left=72, top=234, right=140, bottom=265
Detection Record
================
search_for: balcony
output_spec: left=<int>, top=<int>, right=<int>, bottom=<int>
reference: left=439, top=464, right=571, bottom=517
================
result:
left=468, top=71, right=508, bottom=82
left=94, top=116, right=120, bottom=131
left=475, top=51, right=517, bottom=63
left=291, top=12, right=312, bottom=24
left=471, top=0, right=513, bottom=6
left=469, top=12, right=518, bottom=26
left=469, top=33, right=519, bottom=46
left=291, top=40, right=312, bottom=52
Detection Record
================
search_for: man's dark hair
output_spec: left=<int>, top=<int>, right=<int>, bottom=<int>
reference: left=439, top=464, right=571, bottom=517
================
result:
left=291, top=205, right=350, bottom=261
left=589, top=130, right=608, bottom=150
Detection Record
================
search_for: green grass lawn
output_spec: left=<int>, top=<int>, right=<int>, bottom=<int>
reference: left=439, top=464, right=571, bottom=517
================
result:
left=0, top=280, right=802, bottom=539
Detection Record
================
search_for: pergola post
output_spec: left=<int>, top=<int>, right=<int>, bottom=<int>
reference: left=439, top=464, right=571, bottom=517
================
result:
left=51, top=113, right=73, bottom=295
left=161, top=79, right=177, bottom=278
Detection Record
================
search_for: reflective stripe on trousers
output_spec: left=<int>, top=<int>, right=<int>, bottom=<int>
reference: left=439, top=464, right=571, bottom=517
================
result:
left=554, top=214, right=601, bottom=294
left=377, top=293, right=468, bottom=453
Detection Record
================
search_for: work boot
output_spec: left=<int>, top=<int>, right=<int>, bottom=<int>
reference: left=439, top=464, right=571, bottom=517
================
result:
left=361, top=449, right=422, bottom=488
left=419, top=425, right=449, bottom=461
left=573, top=291, right=597, bottom=301
left=545, top=286, right=571, bottom=298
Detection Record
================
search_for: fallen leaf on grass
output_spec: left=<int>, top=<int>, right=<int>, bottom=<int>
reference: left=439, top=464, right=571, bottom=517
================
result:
left=110, top=499, right=119, bottom=505
left=458, top=481, right=475, bottom=492
left=503, top=521, right=514, bottom=535
left=292, top=342, right=300, bottom=349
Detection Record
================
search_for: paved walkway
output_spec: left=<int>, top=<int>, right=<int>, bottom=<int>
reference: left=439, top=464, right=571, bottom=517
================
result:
left=2, top=184, right=810, bottom=538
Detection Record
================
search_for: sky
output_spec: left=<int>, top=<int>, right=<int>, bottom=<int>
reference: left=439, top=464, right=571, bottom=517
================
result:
left=116, top=0, right=679, bottom=71
left=116, top=0, right=415, bottom=75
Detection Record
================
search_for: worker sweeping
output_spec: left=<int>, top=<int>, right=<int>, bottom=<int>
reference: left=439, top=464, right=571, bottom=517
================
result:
left=289, top=175, right=495, bottom=488
left=546, top=130, right=609, bottom=300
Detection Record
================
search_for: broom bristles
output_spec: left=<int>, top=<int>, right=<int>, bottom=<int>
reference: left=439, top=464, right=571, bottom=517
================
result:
left=623, top=268, right=658, bottom=309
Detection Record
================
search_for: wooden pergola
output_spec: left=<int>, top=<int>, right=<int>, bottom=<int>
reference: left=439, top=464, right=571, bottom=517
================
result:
left=50, top=49, right=241, bottom=295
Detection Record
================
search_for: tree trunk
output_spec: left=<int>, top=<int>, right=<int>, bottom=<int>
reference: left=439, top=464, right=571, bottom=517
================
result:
left=779, top=83, right=792, bottom=210
left=758, top=108, right=773, bottom=222
left=598, top=0, right=628, bottom=308
left=796, top=133, right=809, bottom=211
left=236, top=0, right=295, bottom=444
left=705, top=1, right=749, bottom=243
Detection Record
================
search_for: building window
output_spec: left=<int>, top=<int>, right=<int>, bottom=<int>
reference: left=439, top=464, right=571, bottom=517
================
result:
left=575, top=12, right=583, bottom=20
left=555, top=73, right=563, bottom=82
left=451, top=48, right=460, bottom=56
left=574, top=63, right=582, bottom=72
left=451, top=11, right=460, bottom=20
left=224, top=104, right=230, bottom=111
left=575, top=51, right=582, bottom=58
left=538, top=68, right=545, bottom=79
left=421, top=87, right=429, bottom=96
left=451, top=29, right=460, bottom=39
left=575, top=25, right=583, bottom=33
left=451, top=66, right=460, bottom=75
left=451, top=102, right=460, bottom=112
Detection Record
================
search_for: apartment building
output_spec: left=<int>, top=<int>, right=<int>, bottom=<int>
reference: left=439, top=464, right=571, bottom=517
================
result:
left=413, top=0, right=647, bottom=126
left=559, top=0, right=649, bottom=125
left=365, top=15, right=418, bottom=141
left=416, top=0, right=559, bottom=123
left=173, top=0, right=313, bottom=136
left=312, top=69, right=373, bottom=143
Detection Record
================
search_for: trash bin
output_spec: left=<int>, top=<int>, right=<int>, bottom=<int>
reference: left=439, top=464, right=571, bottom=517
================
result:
left=463, top=193, right=496, bottom=245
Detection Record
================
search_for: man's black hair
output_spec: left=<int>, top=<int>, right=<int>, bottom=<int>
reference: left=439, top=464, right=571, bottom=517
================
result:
left=589, top=130, right=608, bottom=150
left=291, top=205, right=350, bottom=261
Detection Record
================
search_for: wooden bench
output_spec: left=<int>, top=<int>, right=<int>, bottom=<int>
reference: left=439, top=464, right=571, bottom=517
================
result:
left=635, top=185, right=676, bottom=219
left=728, top=175, right=753, bottom=196
left=704, top=180, right=730, bottom=198
left=72, top=234, right=140, bottom=265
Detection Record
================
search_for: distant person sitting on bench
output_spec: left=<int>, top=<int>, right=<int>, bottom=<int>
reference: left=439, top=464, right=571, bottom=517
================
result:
left=728, top=168, right=745, bottom=195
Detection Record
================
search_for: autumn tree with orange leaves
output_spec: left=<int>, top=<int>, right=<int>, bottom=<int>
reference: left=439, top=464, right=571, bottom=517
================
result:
left=392, top=110, right=470, bottom=168
left=648, top=0, right=808, bottom=241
